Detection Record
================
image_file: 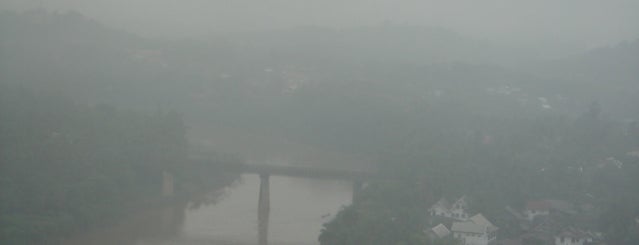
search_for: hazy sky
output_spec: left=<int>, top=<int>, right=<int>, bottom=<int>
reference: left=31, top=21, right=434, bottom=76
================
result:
left=2, top=0, right=638, bottom=47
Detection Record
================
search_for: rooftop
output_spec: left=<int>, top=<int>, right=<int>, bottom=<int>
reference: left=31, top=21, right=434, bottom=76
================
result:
left=430, top=223, right=451, bottom=238
left=451, top=213, right=498, bottom=234
left=470, top=213, right=498, bottom=232
left=452, top=221, right=486, bottom=234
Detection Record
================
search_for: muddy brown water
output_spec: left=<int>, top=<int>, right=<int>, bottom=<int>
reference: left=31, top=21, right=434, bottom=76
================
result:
left=63, top=174, right=352, bottom=245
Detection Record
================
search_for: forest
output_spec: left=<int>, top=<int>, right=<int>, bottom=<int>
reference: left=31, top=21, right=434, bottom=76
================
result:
left=1, top=9, right=638, bottom=245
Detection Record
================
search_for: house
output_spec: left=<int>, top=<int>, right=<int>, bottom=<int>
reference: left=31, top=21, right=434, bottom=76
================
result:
left=427, top=223, right=452, bottom=239
left=430, top=198, right=452, bottom=217
left=429, top=195, right=470, bottom=220
left=524, top=200, right=551, bottom=221
left=554, top=228, right=594, bottom=245
left=524, top=200, right=576, bottom=221
left=451, top=213, right=498, bottom=245
left=451, top=196, right=470, bottom=220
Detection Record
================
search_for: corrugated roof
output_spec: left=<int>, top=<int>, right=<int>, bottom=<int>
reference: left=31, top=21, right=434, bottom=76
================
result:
left=452, top=213, right=498, bottom=234
left=431, top=223, right=451, bottom=238
left=451, top=221, right=485, bottom=234
left=470, top=213, right=498, bottom=232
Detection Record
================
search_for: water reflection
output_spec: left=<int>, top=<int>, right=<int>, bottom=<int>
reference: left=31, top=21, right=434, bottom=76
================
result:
left=62, top=202, right=187, bottom=245
left=64, top=174, right=351, bottom=245
left=182, top=175, right=352, bottom=245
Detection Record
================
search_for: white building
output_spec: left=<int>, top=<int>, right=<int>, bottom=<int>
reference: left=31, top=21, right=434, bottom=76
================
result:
left=429, top=198, right=451, bottom=216
left=450, top=196, right=470, bottom=220
left=429, top=195, right=470, bottom=220
left=554, top=228, right=594, bottom=245
left=451, top=213, right=498, bottom=245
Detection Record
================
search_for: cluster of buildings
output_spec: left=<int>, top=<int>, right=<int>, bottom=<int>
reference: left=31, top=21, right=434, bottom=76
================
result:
left=426, top=196, right=498, bottom=245
left=425, top=196, right=609, bottom=245
left=503, top=199, right=602, bottom=245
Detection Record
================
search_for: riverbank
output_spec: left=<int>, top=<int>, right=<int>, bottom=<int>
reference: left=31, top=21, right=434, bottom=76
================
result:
left=58, top=172, right=239, bottom=245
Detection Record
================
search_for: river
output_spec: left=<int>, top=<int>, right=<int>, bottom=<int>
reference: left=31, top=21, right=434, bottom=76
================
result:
left=62, top=126, right=364, bottom=245
left=64, top=174, right=352, bottom=245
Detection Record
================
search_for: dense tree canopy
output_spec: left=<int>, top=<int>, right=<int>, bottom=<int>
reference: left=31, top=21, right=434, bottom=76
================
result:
left=0, top=85, right=189, bottom=244
left=1, top=10, right=639, bottom=245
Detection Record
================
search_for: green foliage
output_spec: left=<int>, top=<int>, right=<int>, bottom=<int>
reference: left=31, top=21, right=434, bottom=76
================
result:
left=321, top=103, right=639, bottom=244
left=2, top=10, right=639, bottom=244
left=0, top=85, right=188, bottom=243
left=319, top=202, right=429, bottom=245
left=320, top=181, right=441, bottom=245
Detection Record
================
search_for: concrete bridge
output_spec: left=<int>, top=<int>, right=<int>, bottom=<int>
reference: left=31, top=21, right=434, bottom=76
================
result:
left=186, top=158, right=378, bottom=245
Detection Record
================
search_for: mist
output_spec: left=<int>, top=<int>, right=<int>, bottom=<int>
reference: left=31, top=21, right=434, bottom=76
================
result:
left=3, top=0, right=639, bottom=47
left=1, top=1, right=639, bottom=245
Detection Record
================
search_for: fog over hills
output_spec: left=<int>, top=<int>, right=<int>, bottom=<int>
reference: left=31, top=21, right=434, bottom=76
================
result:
left=2, top=4, right=639, bottom=245
left=2, top=10, right=638, bottom=158
left=2, top=0, right=638, bottom=48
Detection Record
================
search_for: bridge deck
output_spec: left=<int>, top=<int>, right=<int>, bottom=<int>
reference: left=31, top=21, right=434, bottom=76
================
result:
left=190, top=158, right=377, bottom=180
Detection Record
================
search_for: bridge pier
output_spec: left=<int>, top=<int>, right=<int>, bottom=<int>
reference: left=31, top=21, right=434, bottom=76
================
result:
left=258, top=174, right=270, bottom=245
left=192, top=159, right=378, bottom=244
left=352, top=180, right=363, bottom=204
left=162, top=170, right=174, bottom=197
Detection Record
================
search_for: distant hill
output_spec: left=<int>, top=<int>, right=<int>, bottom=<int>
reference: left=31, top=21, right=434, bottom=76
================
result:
left=222, top=24, right=533, bottom=66
left=524, top=39, right=639, bottom=119
left=2, top=10, right=637, bottom=157
left=0, top=9, right=148, bottom=104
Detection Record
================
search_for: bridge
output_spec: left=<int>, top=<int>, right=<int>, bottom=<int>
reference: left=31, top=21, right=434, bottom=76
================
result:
left=189, top=158, right=378, bottom=181
left=183, top=157, right=379, bottom=245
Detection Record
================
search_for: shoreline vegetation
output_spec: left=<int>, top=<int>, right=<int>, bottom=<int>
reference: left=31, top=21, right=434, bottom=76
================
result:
left=2, top=9, right=638, bottom=245
left=0, top=85, right=240, bottom=244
